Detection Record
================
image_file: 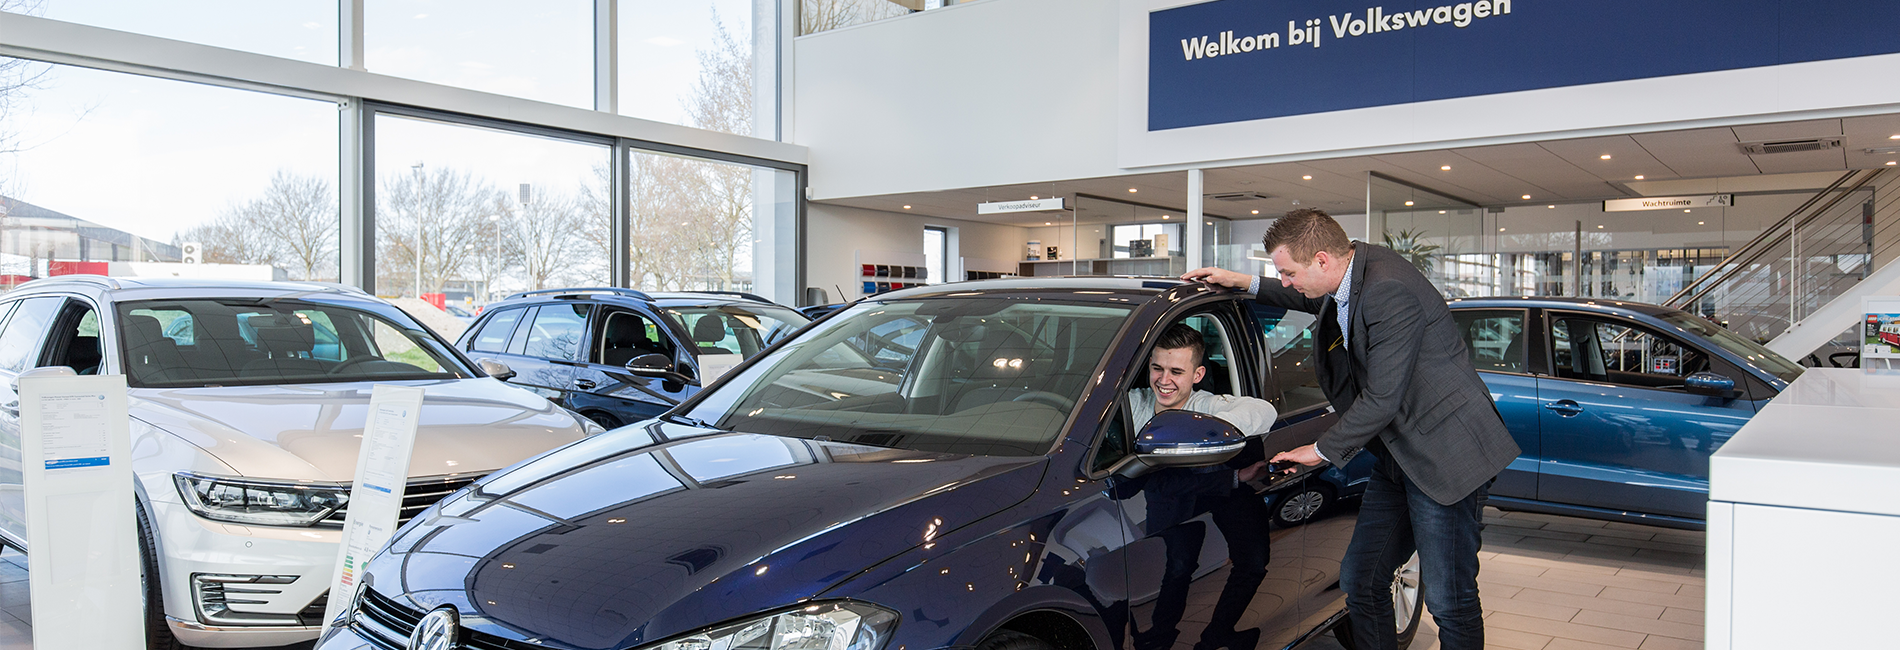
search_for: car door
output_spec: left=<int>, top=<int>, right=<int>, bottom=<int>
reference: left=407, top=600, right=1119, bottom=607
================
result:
left=1448, top=308, right=1539, bottom=500
left=500, top=303, right=590, bottom=405
left=570, top=307, right=693, bottom=428
left=1536, top=312, right=1755, bottom=519
left=0, top=296, right=73, bottom=542
left=1111, top=305, right=1310, bottom=650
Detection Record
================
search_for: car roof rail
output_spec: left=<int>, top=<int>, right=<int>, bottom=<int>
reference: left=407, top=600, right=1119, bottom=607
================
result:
left=14, top=274, right=121, bottom=291
left=305, top=281, right=372, bottom=296
left=507, top=287, right=654, bottom=301
left=681, top=290, right=773, bottom=304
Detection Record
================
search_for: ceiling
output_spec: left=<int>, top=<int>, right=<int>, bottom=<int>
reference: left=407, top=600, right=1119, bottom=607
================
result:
left=820, top=113, right=1900, bottom=228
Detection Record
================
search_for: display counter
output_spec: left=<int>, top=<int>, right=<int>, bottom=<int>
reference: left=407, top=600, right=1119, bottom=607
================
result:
left=1706, top=368, right=1900, bottom=649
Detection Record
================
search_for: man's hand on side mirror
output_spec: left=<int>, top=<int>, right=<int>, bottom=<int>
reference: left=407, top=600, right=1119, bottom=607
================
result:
left=1181, top=267, right=1253, bottom=291
left=1269, top=444, right=1324, bottom=472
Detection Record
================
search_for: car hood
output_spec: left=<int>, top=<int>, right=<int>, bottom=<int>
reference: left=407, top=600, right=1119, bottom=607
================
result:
left=130, top=378, right=590, bottom=482
left=364, top=422, right=1046, bottom=650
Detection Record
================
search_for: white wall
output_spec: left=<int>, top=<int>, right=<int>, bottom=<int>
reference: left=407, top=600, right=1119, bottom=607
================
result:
left=792, top=0, right=1121, bottom=200
left=805, top=202, right=1028, bottom=303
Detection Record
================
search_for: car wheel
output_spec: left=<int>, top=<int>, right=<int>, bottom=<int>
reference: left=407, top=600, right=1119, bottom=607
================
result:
left=1269, top=482, right=1334, bottom=527
left=586, top=411, right=623, bottom=430
left=1330, top=552, right=1423, bottom=650
left=136, top=500, right=186, bottom=650
left=977, top=630, right=1057, bottom=650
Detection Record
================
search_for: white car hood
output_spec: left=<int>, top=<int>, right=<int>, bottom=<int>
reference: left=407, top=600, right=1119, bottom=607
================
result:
left=130, top=378, right=588, bottom=483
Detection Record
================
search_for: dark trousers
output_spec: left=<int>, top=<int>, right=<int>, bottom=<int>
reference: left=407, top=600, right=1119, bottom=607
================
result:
left=1338, top=452, right=1488, bottom=650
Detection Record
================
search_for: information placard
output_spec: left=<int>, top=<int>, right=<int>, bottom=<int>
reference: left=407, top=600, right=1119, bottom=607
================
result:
left=20, top=370, right=140, bottom=649
left=321, top=384, right=426, bottom=624
left=1863, top=297, right=1900, bottom=376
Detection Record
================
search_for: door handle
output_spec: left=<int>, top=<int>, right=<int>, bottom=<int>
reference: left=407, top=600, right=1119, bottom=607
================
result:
left=1542, top=400, right=1584, bottom=416
left=573, top=379, right=597, bottom=390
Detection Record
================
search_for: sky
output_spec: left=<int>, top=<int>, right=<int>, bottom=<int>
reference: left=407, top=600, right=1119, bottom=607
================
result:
left=1, top=0, right=751, bottom=243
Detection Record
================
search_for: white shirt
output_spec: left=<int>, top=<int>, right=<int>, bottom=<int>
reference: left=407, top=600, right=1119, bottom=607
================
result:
left=1127, top=388, right=1278, bottom=438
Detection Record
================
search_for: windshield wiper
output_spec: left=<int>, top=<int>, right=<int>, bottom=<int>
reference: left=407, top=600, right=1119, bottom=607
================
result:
left=663, top=414, right=722, bottom=430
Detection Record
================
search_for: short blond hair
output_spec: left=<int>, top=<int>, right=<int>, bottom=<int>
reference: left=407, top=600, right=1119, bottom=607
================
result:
left=1262, top=208, right=1351, bottom=263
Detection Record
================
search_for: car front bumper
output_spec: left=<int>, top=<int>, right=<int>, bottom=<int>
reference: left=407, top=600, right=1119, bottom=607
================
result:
left=150, top=498, right=343, bottom=648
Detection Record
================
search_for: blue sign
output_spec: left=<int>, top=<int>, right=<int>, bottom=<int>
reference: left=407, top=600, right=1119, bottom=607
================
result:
left=1148, top=0, right=1900, bottom=131
left=45, top=456, right=109, bottom=470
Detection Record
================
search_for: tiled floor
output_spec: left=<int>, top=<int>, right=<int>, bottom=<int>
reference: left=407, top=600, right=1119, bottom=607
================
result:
left=0, top=508, right=1705, bottom=650
left=1301, top=507, right=1707, bottom=650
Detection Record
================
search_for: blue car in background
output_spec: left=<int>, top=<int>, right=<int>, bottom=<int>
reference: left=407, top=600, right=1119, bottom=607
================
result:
left=319, top=278, right=1436, bottom=650
left=1257, top=297, right=1804, bottom=530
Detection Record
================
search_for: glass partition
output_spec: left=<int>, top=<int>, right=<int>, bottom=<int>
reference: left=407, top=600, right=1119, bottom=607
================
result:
left=30, top=0, right=336, bottom=64
left=619, top=0, right=756, bottom=134
left=367, top=0, right=593, bottom=108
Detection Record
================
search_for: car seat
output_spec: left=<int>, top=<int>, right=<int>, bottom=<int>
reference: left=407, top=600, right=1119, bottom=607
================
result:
left=67, top=335, right=102, bottom=375
left=692, top=315, right=729, bottom=355
left=601, top=313, right=659, bottom=367
left=241, top=314, right=327, bottom=377
left=124, top=315, right=189, bottom=382
left=949, top=328, right=1036, bottom=413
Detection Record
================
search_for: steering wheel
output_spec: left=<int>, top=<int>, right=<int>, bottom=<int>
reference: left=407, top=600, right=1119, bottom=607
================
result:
left=1012, top=391, right=1075, bottom=411
left=328, top=356, right=380, bottom=375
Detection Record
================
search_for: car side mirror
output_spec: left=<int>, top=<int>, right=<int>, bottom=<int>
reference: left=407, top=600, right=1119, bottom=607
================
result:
left=1684, top=371, right=1737, bottom=398
left=1118, top=410, right=1247, bottom=478
left=626, top=352, right=694, bottom=385
left=476, top=358, right=516, bottom=382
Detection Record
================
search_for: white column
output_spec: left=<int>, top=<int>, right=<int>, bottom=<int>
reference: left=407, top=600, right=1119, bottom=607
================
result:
left=595, top=0, right=618, bottom=113
left=1186, top=168, right=1204, bottom=270
left=339, top=0, right=364, bottom=71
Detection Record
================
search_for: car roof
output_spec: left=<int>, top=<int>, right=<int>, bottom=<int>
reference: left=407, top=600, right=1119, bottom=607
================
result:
left=8, top=275, right=378, bottom=303
left=869, top=276, right=1188, bottom=302
left=1449, top=296, right=1685, bottom=319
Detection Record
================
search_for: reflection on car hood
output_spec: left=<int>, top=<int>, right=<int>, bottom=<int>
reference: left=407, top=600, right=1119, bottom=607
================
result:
left=366, top=423, right=1046, bottom=650
left=130, top=378, right=590, bottom=482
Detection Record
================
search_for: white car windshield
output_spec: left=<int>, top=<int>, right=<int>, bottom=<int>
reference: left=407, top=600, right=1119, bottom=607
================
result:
left=683, top=299, right=1131, bottom=456
left=116, top=298, right=471, bottom=388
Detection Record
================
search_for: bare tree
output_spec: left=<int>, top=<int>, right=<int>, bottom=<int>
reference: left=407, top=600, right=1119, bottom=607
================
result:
left=800, top=0, right=910, bottom=35
left=379, top=166, right=499, bottom=296
left=179, top=171, right=338, bottom=279
left=509, top=190, right=590, bottom=291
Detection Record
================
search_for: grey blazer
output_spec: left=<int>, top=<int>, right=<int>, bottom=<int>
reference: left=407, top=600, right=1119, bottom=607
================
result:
left=1254, top=243, right=1520, bottom=506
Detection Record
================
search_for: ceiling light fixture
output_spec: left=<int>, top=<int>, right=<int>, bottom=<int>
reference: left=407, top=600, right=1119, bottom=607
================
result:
left=1404, top=201, right=1415, bottom=206
left=1547, top=205, right=1556, bottom=209
left=1301, top=175, right=1313, bottom=180
left=1698, top=221, right=1706, bottom=225
left=1030, top=196, right=1038, bottom=200
left=1597, top=224, right=1605, bottom=229
left=1600, top=154, right=1612, bottom=160
left=1684, top=209, right=1692, bottom=213
left=1634, top=175, right=1646, bottom=180
left=1440, top=165, right=1452, bottom=171
left=1498, top=227, right=1506, bottom=232
left=1891, top=134, right=1900, bottom=140
left=1044, top=222, right=1051, bottom=225
left=1521, top=194, right=1532, bottom=200
left=1251, top=209, right=1259, bottom=214
left=1438, top=210, right=1447, bottom=214
left=903, top=205, right=911, bottom=209
left=1889, top=161, right=1898, bottom=166
left=1128, top=188, right=1138, bottom=193
left=1161, top=215, right=1170, bottom=219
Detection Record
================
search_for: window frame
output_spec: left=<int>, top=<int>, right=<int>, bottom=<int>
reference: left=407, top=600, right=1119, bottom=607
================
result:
left=1091, top=297, right=1262, bottom=479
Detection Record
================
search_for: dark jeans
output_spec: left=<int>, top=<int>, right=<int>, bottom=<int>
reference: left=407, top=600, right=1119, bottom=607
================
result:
left=1338, top=452, right=1488, bottom=650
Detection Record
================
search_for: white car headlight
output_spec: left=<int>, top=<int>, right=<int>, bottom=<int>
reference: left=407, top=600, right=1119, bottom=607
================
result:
left=653, top=602, right=898, bottom=650
left=174, top=472, right=349, bottom=527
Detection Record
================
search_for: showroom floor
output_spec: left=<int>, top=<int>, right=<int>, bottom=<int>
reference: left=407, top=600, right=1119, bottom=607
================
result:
left=0, top=507, right=1704, bottom=650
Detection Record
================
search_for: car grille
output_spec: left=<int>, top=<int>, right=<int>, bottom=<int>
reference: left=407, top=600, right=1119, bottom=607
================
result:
left=320, top=476, right=479, bottom=527
left=355, top=588, right=540, bottom=650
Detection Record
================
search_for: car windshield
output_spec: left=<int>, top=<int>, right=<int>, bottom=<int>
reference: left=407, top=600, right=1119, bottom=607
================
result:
left=1659, top=313, right=1804, bottom=384
left=664, top=304, right=809, bottom=358
left=116, top=298, right=471, bottom=388
left=682, top=299, right=1131, bottom=456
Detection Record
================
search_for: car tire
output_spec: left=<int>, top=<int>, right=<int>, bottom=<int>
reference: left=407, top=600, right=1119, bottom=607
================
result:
left=1330, top=552, right=1423, bottom=650
left=1269, top=482, right=1334, bottom=527
left=977, top=630, right=1057, bottom=650
left=136, top=499, right=187, bottom=650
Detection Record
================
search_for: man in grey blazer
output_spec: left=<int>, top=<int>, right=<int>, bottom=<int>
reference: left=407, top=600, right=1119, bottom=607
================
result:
left=1183, top=209, right=1519, bottom=650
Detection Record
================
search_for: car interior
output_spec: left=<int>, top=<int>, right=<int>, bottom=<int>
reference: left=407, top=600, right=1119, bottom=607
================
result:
left=596, top=310, right=672, bottom=367
left=1455, top=310, right=1528, bottom=373
left=1552, top=317, right=1710, bottom=390
left=113, top=301, right=454, bottom=386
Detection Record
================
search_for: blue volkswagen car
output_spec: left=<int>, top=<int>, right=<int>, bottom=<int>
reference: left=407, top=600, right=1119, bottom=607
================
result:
left=317, top=278, right=1430, bottom=650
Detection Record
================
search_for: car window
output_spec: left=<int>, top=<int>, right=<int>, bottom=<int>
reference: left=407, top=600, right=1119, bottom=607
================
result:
left=117, top=298, right=468, bottom=387
left=1091, top=406, right=1130, bottom=473
left=593, top=309, right=674, bottom=366
left=1550, top=316, right=1708, bottom=390
left=688, top=299, right=1131, bottom=457
left=1176, top=313, right=1245, bottom=398
left=1253, top=305, right=1325, bottom=412
left=0, top=297, right=66, bottom=373
left=470, top=307, right=527, bottom=354
left=43, top=302, right=104, bottom=375
left=522, top=304, right=588, bottom=361
left=667, top=304, right=809, bottom=358
left=1453, top=309, right=1527, bottom=373
left=1660, top=312, right=1803, bottom=384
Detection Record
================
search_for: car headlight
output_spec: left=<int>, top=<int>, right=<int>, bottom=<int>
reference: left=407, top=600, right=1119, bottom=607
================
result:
left=652, top=602, right=898, bottom=650
left=174, top=472, right=349, bottom=527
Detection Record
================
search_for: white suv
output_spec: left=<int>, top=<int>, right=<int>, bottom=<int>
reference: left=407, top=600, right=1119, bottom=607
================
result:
left=0, top=276, right=599, bottom=648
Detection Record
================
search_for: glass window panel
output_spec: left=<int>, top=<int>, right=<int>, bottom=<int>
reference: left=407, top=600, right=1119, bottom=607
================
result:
left=522, top=303, right=589, bottom=361
left=0, top=63, right=339, bottom=287
left=0, top=297, right=60, bottom=372
left=798, top=0, right=917, bottom=36
left=366, top=0, right=592, bottom=108
left=1253, top=305, right=1324, bottom=412
left=627, top=150, right=761, bottom=292
left=470, top=307, right=528, bottom=353
left=594, top=309, right=674, bottom=365
left=1452, top=310, right=1527, bottom=373
left=618, top=0, right=755, bottom=134
left=924, top=227, right=945, bottom=284
left=27, top=1, right=336, bottom=65
left=372, top=114, right=612, bottom=321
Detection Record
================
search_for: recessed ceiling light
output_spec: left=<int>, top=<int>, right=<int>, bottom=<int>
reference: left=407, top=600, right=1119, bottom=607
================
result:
left=1438, top=210, right=1447, bottom=214
left=1521, top=194, right=1532, bottom=200
left=1404, top=201, right=1415, bottom=206
left=1600, top=154, right=1612, bottom=160
left=1251, top=209, right=1259, bottom=214
left=1547, top=205, right=1555, bottom=209
left=1597, top=224, right=1605, bottom=229
left=1440, top=165, right=1452, bottom=171
left=1698, top=221, right=1706, bottom=225
left=1498, top=227, right=1506, bottom=232
left=1301, top=175, right=1313, bottom=180
left=1044, top=222, right=1051, bottom=225
left=1128, top=188, right=1138, bottom=193
left=1161, top=215, right=1170, bottom=219
left=1684, top=209, right=1692, bottom=213
left=1891, top=134, right=1900, bottom=140
left=1888, top=161, right=1898, bottom=166
left=902, top=205, right=911, bottom=209
left=1634, top=175, right=1645, bottom=180
left=1030, top=196, right=1038, bottom=200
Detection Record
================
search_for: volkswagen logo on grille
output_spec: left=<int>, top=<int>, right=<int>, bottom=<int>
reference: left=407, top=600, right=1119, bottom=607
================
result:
left=408, top=606, right=460, bottom=650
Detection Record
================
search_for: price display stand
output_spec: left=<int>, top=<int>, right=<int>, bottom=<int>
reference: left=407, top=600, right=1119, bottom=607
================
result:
left=321, top=385, right=426, bottom=625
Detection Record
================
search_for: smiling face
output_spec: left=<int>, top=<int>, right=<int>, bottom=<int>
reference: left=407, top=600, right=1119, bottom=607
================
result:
left=1269, top=245, right=1349, bottom=299
left=1148, top=345, right=1206, bottom=411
